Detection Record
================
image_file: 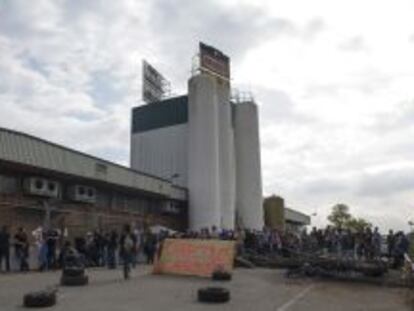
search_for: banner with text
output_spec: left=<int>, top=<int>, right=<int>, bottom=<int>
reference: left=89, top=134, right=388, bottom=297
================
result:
left=153, top=239, right=235, bottom=277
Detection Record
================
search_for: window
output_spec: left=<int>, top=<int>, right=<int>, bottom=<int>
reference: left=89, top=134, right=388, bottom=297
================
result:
left=78, top=186, right=85, bottom=195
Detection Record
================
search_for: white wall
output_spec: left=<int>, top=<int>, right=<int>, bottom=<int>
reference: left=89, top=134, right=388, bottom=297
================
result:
left=130, top=124, right=188, bottom=187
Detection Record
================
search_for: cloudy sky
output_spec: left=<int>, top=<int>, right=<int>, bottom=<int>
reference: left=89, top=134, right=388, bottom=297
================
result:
left=1, top=0, right=414, bottom=230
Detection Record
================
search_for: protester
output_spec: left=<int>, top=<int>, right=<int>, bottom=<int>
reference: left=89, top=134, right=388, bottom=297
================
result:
left=46, top=228, right=59, bottom=269
left=14, top=227, right=29, bottom=271
left=387, top=230, right=395, bottom=258
left=32, top=227, right=48, bottom=271
left=0, top=225, right=10, bottom=272
left=143, top=230, right=157, bottom=264
left=120, top=224, right=136, bottom=279
left=107, top=230, right=118, bottom=269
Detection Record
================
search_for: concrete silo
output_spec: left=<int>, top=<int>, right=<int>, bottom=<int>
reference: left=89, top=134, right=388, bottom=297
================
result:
left=234, top=101, right=264, bottom=230
left=216, top=79, right=236, bottom=230
left=187, top=73, right=221, bottom=230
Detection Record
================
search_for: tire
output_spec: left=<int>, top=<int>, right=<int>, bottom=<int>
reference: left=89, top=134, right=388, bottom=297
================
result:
left=60, top=275, right=89, bottom=286
left=234, top=256, right=255, bottom=268
left=212, top=271, right=232, bottom=281
left=63, top=268, right=84, bottom=277
left=23, top=290, right=56, bottom=308
left=362, top=270, right=385, bottom=277
left=198, top=287, right=230, bottom=303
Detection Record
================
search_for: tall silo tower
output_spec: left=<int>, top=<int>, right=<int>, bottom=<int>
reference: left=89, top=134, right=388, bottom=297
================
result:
left=234, top=101, right=264, bottom=230
left=217, top=79, right=236, bottom=230
left=187, top=73, right=221, bottom=230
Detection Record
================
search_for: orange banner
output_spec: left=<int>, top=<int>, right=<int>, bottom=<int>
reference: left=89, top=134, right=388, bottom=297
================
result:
left=153, top=239, right=235, bottom=277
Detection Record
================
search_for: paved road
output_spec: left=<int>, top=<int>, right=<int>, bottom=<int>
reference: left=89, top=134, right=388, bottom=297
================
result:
left=0, top=267, right=411, bottom=310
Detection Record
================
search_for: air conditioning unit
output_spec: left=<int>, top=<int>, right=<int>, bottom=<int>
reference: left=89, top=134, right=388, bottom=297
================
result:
left=68, top=185, right=96, bottom=203
left=23, top=177, right=60, bottom=198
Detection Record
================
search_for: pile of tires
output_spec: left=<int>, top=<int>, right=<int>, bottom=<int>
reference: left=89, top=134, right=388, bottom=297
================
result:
left=60, top=267, right=89, bottom=286
left=198, top=287, right=230, bottom=303
left=23, top=290, right=56, bottom=308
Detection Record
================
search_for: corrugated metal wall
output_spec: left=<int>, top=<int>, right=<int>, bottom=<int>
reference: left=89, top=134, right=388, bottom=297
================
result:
left=130, top=124, right=188, bottom=187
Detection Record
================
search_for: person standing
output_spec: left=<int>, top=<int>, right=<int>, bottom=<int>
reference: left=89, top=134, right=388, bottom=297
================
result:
left=386, top=230, right=395, bottom=258
left=14, top=227, right=29, bottom=271
left=372, top=227, right=382, bottom=259
left=107, top=230, right=118, bottom=269
left=0, top=226, right=10, bottom=272
left=46, top=229, right=59, bottom=269
left=120, top=224, right=136, bottom=279
left=143, top=231, right=157, bottom=264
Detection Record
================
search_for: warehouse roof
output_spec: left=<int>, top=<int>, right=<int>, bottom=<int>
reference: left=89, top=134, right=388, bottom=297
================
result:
left=0, top=127, right=187, bottom=201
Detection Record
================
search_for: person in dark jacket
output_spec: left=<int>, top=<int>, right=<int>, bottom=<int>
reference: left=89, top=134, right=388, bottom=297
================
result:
left=46, top=229, right=59, bottom=269
left=0, top=226, right=10, bottom=272
left=14, top=227, right=29, bottom=271
left=143, top=231, right=157, bottom=264
left=107, top=230, right=118, bottom=269
left=394, top=231, right=410, bottom=268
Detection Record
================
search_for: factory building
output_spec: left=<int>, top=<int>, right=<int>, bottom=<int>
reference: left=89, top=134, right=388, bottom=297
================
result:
left=0, top=42, right=263, bottom=235
left=131, top=43, right=264, bottom=230
left=0, top=127, right=187, bottom=237
left=263, top=195, right=311, bottom=233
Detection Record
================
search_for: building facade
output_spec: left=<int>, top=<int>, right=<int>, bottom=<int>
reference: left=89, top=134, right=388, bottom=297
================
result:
left=0, top=127, right=187, bottom=238
left=131, top=45, right=264, bottom=231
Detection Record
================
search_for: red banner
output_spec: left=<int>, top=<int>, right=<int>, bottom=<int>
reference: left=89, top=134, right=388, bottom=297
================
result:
left=153, top=239, right=235, bottom=277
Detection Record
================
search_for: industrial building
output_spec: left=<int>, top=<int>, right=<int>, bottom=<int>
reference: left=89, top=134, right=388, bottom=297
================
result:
left=0, top=42, right=264, bottom=235
left=263, top=195, right=311, bottom=233
left=131, top=43, right=264, bottom=231
left=0, top=127, right=187, bottom=236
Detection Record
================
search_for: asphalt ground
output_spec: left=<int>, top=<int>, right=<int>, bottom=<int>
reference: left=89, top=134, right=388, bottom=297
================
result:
left=0, top=266, right=411, bottom=311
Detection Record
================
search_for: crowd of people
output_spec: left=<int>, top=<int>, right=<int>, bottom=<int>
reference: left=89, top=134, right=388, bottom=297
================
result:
left=0, top=224, right=163, bottom=272
left=0, top=223, right=412, bottom=273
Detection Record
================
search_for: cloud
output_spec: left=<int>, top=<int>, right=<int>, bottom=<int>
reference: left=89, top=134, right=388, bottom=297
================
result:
left=356, top=167, right=414, bottom=197
left=338, top=36, right=367, bottom=52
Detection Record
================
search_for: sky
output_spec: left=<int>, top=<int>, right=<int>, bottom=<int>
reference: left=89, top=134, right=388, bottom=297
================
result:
left=1, top=0, right=414, bottom=231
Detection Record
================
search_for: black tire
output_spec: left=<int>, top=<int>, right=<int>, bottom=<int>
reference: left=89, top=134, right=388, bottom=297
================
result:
left=63, top=268, right=84, bottom=277
left=362, top=270, right=385, bottom=277
left=23, top=291, right=56, bottom=308
left=212, top=271, right=232, bottom=281
left=234, top=256, right=255, bottom=268
left=198, top=287, right=230, bottom=303
left=60, top=275, right=89, bottom=286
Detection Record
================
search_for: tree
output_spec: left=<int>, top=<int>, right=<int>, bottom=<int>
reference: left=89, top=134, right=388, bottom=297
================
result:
left=345, top=217, right=371, bottom=232
left=327, top=203, right=351, bottom=228
left=327, top=203, right=372, bottom=231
